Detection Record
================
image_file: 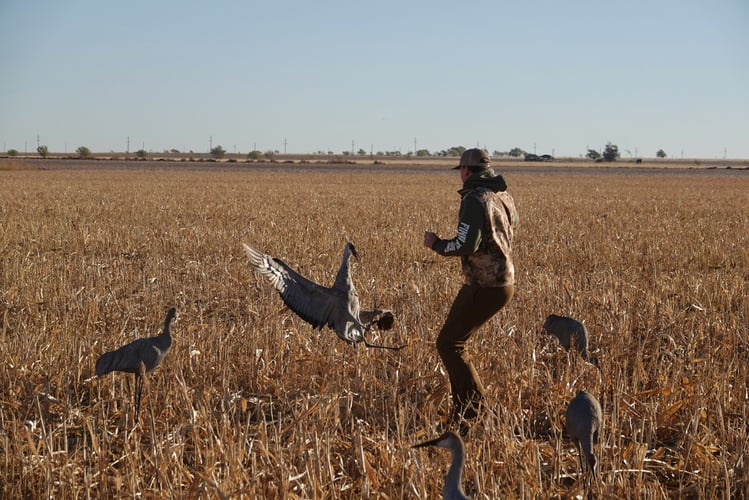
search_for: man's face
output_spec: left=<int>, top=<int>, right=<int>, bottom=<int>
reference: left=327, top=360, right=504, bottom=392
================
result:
left=459, top=165, right=470, bottom=182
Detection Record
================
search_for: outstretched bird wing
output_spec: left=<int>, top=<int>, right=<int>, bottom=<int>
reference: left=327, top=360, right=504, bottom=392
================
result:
left=244, top=243, right=346, bottom=333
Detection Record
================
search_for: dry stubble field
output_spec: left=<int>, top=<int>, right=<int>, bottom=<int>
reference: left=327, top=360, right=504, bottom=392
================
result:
left=0, top=161, right=747, bottom=498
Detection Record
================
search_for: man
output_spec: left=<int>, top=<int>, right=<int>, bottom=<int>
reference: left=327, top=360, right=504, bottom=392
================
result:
left=423, top=148, right=518, bottom=428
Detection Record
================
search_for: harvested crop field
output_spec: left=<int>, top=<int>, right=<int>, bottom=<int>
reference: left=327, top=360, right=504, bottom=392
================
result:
left=1, top=159, right=747, bottom=498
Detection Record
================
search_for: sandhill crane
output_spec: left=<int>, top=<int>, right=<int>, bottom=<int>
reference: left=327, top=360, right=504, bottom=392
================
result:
left=542, top=314, right=599, bottom=366
left=95, top=307, right=176, bottom=423
left=565, top=390, right=602, bottom=480
left=243, top=242, right=403, bottom=350
left=413, top=430, right=470, bottom=500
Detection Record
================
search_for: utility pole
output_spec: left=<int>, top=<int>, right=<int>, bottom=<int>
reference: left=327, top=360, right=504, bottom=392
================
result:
left=127, top=136, right=130, bottom=153
left=209, top=136, right=213, bottom=153
left=284, top=138, right=287, bottom=155
left=351, top=140, right=355, bottom=155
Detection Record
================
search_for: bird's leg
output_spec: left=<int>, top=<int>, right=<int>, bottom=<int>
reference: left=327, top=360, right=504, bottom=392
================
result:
left=134, top=362, right=146, bottom=424
left=363, top=339, right=406, bottom=350
left=134, top=374, right=142, bottom=424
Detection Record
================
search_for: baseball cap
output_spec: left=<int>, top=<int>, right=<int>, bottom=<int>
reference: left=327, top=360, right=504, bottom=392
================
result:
left=452, top=148, right=491, bottom=169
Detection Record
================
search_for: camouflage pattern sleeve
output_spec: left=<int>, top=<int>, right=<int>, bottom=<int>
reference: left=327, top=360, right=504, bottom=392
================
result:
left=431, top=196, right=485, bottom=256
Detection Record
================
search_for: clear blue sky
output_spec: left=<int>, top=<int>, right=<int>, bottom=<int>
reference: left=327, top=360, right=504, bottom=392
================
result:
left=1, top=1, right=748, bottom=159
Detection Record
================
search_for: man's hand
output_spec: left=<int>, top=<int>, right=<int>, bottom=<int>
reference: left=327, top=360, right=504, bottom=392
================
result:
left=423, top=231, right=438, bottom=249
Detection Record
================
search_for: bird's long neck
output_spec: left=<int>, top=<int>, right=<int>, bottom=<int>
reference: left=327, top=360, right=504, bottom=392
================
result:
left=444, top=446, right=466, bottom=499
left=152, top=315, right=174, bottom=351
left=580, top=434, right=595, bottom=467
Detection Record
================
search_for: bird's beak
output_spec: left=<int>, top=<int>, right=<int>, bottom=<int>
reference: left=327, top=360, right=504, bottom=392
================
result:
left=412, top=436, right=442, bottom=448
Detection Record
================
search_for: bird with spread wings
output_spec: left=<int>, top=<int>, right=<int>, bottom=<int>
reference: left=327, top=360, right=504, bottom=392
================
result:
left=243, top=242, right=402, bottom=350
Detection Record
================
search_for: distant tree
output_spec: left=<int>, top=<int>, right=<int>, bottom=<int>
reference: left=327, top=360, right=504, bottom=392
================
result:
left=169, top=148, right=180, bottom=154
left=135, top=149, right=149, bottom=158
left=76, top=146, right=92, bottom=158
left=603, top=142, right=620, bottom=161
left=447, top=146, right=466, bottom=157
left=357, top=148, right=367, bottom=156
left=247, top=150, right=262, bottom=160
left=508, top=147, right=526, bottom=158
left=656, top=149, right=667, bottom=158
left=8, top=149, right=19, bottom=157
left=586, top=149, right=601, bottom=160
left=37, top=145, right=49, bottom=158
left=416, top=149, right=431, bottom=157
left=264, top=151, right=275, bottom=160
left=210, top=145, right=226, bottom=158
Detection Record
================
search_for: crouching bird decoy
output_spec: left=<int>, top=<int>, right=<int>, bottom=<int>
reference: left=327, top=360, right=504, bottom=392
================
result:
left=95, top=307, right=176, bottom=423
left=542, top=314, right=599, bottom=367
left=413, top=430, right=470, bottom=500
left=243, top=242, right=403, bottom=350
left=565, top=390, right=602, bottom=481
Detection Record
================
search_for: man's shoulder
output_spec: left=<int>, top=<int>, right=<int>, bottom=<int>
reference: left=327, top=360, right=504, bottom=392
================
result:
left=464, top=186, right=512, bottom=201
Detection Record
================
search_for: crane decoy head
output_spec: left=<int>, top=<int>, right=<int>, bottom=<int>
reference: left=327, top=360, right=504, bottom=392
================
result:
left=346, top=241, right=359, bottom=260
left=412, top=430, right=463, bottom=451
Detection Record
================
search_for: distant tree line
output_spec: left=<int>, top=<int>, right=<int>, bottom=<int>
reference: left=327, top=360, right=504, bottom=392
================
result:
left=7, top=143, right=672, bottom=161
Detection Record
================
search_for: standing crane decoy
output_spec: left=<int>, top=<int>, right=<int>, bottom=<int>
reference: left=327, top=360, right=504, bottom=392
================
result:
left=413, top=430, right=470, bottom=500
left=243, top=242, right=403, bottom=350
left=565, top=390, right=602, bottom=480
left=542, top=314, right=599, bottom=367
left=95, top=307, right=176, bottom=423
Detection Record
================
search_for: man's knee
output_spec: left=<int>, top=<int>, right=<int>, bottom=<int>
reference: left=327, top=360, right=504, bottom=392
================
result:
left=436, top=334, right=463, bottom=359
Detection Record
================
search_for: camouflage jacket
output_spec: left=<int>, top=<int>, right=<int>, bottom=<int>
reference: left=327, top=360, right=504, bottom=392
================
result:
left=431, top=169, right=518, bottom=287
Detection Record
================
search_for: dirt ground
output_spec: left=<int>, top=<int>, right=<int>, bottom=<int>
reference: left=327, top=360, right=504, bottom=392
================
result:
left=3, top=156, right=749, bottom=177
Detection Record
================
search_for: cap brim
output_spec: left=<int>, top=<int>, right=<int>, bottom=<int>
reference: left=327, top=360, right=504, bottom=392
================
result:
left=451, top=165, right=461, bottom=170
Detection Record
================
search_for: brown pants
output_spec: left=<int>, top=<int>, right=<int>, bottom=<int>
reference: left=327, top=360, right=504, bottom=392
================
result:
left=436, top=283, right=514, bottom=420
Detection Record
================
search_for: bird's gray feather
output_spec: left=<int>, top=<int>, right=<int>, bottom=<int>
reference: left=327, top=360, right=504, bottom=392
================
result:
left=95, top=307, right=175, bottom=376
left=243, top=243, right=362, bottom=341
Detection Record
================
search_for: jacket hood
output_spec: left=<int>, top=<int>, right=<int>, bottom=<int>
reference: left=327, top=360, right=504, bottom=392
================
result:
left=459, top=168, right=508, bottom=194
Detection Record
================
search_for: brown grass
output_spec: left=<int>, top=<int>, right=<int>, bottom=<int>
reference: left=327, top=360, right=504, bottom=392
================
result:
left=0, top=167, right=747, bottom=498
left=0, top=160, right=43, bottom=171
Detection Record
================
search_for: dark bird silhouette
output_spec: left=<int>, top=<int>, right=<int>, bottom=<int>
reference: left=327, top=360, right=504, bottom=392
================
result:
left=543, top=314, right=599, bottom=366
left=243, top=242, right=403, bottom=350
left=412, top=430, right=470, bottom=500
left=565, top=390, right=602, bottom=479
left=96, top=307, right=176, bottom=423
